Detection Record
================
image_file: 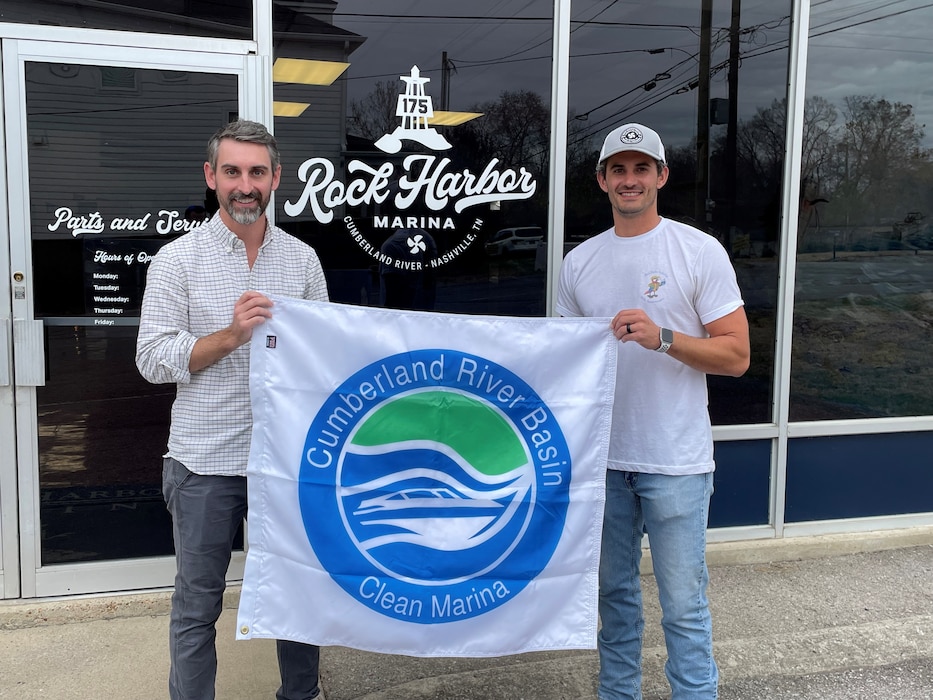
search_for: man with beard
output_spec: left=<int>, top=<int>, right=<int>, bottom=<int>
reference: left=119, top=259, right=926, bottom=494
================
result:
left=136, top=120, right=328, bottom=700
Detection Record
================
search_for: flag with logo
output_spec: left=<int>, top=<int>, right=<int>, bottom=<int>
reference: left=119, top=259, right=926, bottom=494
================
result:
left=237, top=296, right=617, bottom=657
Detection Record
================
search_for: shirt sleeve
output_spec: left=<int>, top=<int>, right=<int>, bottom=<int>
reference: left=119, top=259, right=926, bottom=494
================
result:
left=555, top=251, right=582, bottom=318
left=694, top=237, right=745, bottom=326
left=135, top=246, right=197, bottom=385
left=303, top=249, right=330, bottom=302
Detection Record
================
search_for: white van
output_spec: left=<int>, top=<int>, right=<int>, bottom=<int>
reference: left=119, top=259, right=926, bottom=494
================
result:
left=484, top=226, right=545, bottom=256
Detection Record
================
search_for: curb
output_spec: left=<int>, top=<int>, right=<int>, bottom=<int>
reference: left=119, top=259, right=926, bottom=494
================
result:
left=641, top=524, right=933, bottom=575
left=3, top=526, right=932, bottom=630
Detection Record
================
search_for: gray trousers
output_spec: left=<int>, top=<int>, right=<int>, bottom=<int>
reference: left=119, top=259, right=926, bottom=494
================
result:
left=163, top=457, right=321, bottom=700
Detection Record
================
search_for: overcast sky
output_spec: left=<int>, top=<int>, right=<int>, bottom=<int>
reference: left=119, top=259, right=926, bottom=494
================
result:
left=329, top=1, right=933, bottom=150
left=806, top=0, right=933, bottom=146
left=333, top=1, right=554, bottom=106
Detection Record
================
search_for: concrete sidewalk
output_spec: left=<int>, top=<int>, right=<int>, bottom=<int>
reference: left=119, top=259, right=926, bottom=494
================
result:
left=2, top=527, right=932, bottom=699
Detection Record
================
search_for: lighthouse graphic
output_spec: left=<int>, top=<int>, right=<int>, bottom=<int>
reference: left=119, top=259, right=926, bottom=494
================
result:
left=375, top=65, right=453, bottom=154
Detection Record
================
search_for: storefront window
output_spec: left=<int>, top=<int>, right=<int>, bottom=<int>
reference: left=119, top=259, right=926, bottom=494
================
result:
left=1, top=0, right=252, bottom=38
left=25, top=62, right=239, bottom=563
left=271, top=1, right=553, bottom=316
left=565, top=0, right=790, bottom=425
left=792, top=1, right=933, bottom=420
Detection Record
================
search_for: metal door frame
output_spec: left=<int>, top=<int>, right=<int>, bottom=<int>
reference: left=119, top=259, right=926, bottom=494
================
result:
left=0, top=39, right=18, bottom=599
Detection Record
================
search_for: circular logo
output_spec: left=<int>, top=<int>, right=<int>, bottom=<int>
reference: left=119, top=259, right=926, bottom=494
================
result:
left=621, top=127, right=644, bottom=144
left=299, top=349, right=571, bottom=624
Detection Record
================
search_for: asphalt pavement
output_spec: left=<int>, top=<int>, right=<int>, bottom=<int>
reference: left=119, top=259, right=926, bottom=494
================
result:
left=1, top=527, right=932, bottom=699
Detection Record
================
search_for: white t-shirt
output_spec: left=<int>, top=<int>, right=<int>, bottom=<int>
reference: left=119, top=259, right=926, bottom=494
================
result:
left=556, top=218, right=744, bottom=475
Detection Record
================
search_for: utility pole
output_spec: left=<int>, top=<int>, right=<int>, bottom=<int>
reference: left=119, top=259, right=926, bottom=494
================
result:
left=723, top=0, right=741, bottom=251
left=440, top=51, right=450, bottom=110
left=696, top=0, right=712, bottom=226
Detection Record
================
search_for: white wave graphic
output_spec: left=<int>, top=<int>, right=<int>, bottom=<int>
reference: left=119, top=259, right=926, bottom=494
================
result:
left=340, top=440, right=531, bottom=552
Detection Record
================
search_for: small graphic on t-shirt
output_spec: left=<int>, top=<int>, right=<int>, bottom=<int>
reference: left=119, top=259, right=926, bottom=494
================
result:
left=266, top=335, right=277, bottom=349
left=643, top=273, right=667, bottom=301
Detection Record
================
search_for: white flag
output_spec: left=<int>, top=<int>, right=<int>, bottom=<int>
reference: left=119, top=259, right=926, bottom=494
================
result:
left=237, top=297, right=616, bottom=657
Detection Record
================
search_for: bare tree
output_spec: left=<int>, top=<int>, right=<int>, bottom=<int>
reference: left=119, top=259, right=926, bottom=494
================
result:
left=348, top=80, right=398, bottom=142
left=733, top=96, right=838, bottom=243
left=802, top=96, right=840, bottom=190
left=841, top=95, right=927, bottom=223
left=736, top=96, right=837, bottom=192
left=737, top=98, right=786, bottom=191
left=455, top=89, right=551, bottom=175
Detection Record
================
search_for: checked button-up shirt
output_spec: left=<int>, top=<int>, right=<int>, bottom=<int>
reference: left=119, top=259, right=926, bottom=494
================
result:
left=136, top=213, right=329, bottom=476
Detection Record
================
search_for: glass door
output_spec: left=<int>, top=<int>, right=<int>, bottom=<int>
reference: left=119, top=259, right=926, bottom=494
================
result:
left=2, top=38, right=253, bottom=597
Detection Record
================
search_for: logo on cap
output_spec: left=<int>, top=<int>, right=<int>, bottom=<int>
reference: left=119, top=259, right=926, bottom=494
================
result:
left=620, top=127, right=645, bottom=145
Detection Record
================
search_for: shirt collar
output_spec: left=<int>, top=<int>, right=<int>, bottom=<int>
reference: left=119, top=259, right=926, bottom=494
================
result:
left=203, top=211, right=277, bottom=253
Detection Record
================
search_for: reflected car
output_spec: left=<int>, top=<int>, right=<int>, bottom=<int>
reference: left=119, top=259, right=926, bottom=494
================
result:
left=484, top=226, right=545, bottom=256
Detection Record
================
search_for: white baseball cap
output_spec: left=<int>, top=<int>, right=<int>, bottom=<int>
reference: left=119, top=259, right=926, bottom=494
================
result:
left=597, top=123, right=666, bottom=166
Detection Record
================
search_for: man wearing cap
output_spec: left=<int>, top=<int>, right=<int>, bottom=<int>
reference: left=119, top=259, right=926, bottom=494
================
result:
left=557, top=123, right=749, bottom=699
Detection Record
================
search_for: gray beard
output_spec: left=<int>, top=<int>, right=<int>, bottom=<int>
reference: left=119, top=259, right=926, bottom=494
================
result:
left=228, top=205, right=263, bottom=226
left=224, top=193, right=267, bottom=226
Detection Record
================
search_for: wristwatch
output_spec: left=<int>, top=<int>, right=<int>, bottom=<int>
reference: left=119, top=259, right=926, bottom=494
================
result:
left=656, top=327, right=673, bottom=353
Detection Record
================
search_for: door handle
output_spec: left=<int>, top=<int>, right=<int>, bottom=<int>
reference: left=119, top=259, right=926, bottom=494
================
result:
left=13, top=319, right=46, bottom=387
left=0, top=318, right=9, bottom=387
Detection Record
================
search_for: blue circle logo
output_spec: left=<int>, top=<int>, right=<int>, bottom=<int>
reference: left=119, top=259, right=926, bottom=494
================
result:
left=299, top=349, right=571, bottom=624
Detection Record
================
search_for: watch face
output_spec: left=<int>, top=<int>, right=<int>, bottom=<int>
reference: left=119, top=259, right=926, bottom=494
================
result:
left=661, top=328, right=674, bottom=343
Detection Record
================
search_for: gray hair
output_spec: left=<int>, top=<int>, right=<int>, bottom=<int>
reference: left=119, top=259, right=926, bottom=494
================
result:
left=206, top=119, right=280, bottom=172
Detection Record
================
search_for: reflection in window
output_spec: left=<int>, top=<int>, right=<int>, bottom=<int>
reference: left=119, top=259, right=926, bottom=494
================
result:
left=793, top=1, right=933, bottom=419
left=27, top=63, right=238, bottom=316
left=272, top=1, right=553, bottom=317
left=565, top=0, right=791, bottom=425
left=24, top=62, right=239, bottom=564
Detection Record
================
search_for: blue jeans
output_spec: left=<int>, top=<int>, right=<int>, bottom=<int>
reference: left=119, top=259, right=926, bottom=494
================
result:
left=163, top=457, right=322, bottom=700
left=598, top=470, right=718, bottom=700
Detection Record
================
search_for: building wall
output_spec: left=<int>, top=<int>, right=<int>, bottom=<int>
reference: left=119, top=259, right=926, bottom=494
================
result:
left=1, top=0, right=931, bottom=599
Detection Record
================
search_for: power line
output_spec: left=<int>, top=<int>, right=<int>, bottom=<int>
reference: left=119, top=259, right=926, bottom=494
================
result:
left=809, top=0, right=933, bottom=38
left=576, top=0, right=933, bottom=143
